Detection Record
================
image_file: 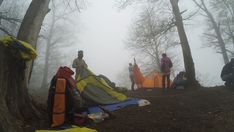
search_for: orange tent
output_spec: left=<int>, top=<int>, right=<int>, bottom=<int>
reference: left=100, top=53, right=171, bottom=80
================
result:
left=133, top=64, right=145, bottom=88
left=133, top=64, right=172, bottom=89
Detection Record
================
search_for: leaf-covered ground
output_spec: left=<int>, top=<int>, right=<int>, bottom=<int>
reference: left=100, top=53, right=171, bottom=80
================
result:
left=90, top=86, right=234, bottom=132
left=28, top=86, right=234, bottom=132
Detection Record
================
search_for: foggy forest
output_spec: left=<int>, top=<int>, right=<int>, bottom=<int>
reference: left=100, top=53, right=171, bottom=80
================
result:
left=0, top=0, right=234, bottom=132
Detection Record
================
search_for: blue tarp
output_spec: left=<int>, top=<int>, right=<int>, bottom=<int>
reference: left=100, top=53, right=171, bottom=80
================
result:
left=88, top=98, right=140, bottom=113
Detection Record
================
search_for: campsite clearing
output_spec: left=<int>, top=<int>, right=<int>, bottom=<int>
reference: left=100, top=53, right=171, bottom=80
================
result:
left=26, top=86, right=234, bottom=132
left=91, top=86, right=234, bottom=132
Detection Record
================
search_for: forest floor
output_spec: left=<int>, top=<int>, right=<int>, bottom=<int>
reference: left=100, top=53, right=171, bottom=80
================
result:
left=90, top=86, right=234, bottom=132
left=30, top=86, right=234, bottom=132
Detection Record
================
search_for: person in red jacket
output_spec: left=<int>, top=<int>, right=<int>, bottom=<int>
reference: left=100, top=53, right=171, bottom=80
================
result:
left=160, top=53, right=173, bottom=91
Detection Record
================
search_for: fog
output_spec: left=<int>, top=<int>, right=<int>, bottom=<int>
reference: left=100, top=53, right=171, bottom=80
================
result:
left=0, top=0, right=225, bottom=88
left=64, top=0, right=224, bottom=87
left=72, top=0, right=134, bottom=85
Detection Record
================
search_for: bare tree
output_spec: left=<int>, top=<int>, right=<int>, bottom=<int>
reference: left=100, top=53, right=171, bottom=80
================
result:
left=193, top=0, right=229, bottom=64
left=210, top=0, right=234, bottom=20
left=0, top=0, right=26, bottom=36
left=40, top=0, right=79, bottom=89
left=210, top=0, right=234, bottom=57
left=127, top=3, right=178, bottom=72
left=169, top=0, right=199, bottom=86
left=118, top=0, right=199, bottom=86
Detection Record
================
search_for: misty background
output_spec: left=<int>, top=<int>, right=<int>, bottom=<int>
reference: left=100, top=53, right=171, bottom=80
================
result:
left=70, top=0, right=224, bottom=87
left=0, top=0, right=226, bottom=90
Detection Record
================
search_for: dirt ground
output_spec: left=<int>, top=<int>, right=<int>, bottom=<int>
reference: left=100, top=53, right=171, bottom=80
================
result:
left=89, top=86, right=234, bottom=132
left=28, top=86, right=234, bottom=132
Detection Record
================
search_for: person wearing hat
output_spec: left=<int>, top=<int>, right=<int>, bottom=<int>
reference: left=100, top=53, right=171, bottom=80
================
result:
left=160, top=53, right=173, bottom=91
left=221, top=58, right=234, bottom=88
left=72, top=50, right=88, bottom=79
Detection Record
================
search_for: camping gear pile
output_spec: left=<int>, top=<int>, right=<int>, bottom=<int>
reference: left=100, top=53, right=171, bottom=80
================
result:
left=44, top=66, right=150, bottom=132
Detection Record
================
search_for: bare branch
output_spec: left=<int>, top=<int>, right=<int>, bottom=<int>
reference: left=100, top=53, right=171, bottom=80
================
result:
left=0, top=26, right=14, bottom=36
left=1, top=15, right=21, bottom=23
left=75, top=0, right=81, bottom=12
left=116, top=0, right=135, bottom=9
left=226, top=48, right=234, bottom=55
left=192, top=0, right=206, bottom=11
left=203, top=33, right=217, bottom=38
left=0, top=0, right=3, bottom=6
left=183, top=8, right=200, bottom=20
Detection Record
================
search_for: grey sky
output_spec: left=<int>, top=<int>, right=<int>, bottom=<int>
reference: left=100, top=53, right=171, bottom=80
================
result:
left=69, top=0, right=224, bottom=87
left=73, top=0, right=134, bottom=82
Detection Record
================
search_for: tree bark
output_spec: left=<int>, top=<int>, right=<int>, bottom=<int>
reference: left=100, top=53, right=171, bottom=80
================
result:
left=0, top=99, right=22, bottom=132
left=17, top=0, right=51, bottom=83
left=170, top=0, right=199, bottom=86
left=0, top=0, right=50, bottom=131
left=15, top=0, right=50, bottom=120
left=0, top=44, right=36, bottom=132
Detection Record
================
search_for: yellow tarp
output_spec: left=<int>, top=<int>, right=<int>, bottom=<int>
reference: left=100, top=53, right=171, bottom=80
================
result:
left=35, top=126, right=97, bottom=132
left=0, top=36, right=37, bottom=61
left=76, top=68, right=127, bottom=104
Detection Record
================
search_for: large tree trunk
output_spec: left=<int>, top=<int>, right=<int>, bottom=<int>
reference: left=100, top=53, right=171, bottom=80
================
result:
left=0, top=44, right=39, bottom=132
left=0, top=99, right=22, bottom=132
left=0, top=0, right=50, bottom=131
left=17, top=0, right=51, bottom=83
left=170, top=0, right=199, bottom=86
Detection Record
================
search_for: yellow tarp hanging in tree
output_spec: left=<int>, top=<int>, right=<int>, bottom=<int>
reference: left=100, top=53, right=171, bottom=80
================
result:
left=0, top=36, right=37, bottom=61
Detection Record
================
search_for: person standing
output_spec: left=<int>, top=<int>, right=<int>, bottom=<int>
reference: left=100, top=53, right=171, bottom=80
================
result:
left=160, top=53, right=173, bottom=91
left=129, top=63, right=135, bottom=91
left=72, top=50, right=88, bottom=79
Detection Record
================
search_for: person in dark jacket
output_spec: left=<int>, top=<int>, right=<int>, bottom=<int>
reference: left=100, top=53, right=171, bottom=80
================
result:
left=171, top=71, right=187, bottom=89
left=221, top=58, right=234, bottom=87
left=160, top=53, right=173, bottom=91
left=129, top=63, right=135, bottom=91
